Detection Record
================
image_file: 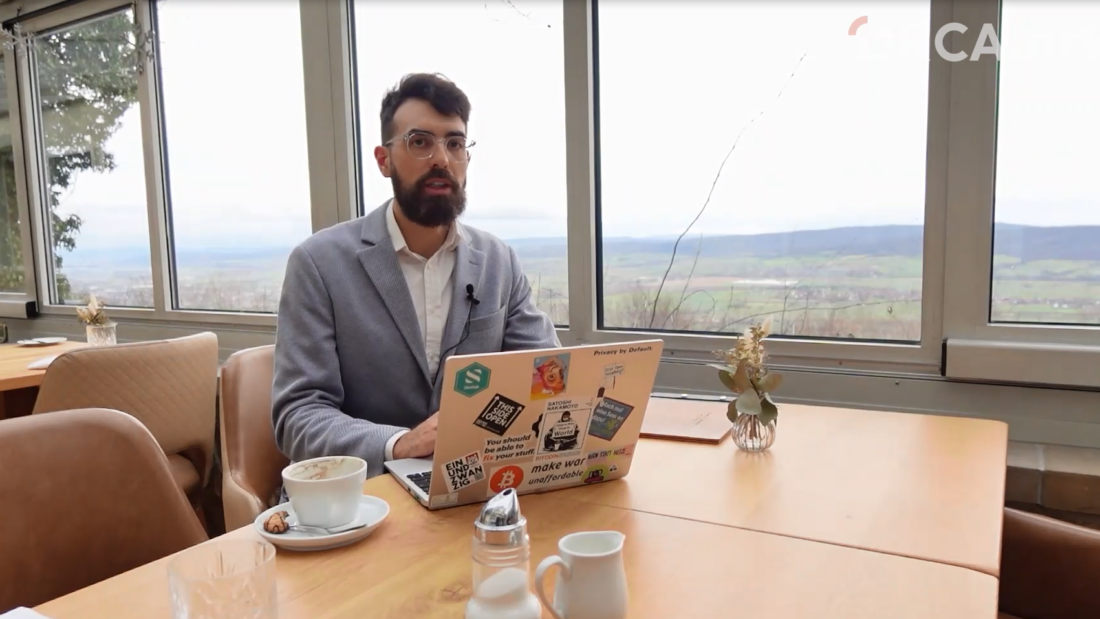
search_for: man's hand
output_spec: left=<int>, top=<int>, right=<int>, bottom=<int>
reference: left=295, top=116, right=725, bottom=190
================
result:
left=392, top=412, right=438, bottom=460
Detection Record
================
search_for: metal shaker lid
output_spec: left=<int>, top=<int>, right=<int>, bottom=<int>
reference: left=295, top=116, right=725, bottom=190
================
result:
left=475, top=488, right=528, bottom=545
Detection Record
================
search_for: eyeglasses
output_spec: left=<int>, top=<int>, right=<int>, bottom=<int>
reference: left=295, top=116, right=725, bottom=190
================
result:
left=387, top=130, right=475, bottom=162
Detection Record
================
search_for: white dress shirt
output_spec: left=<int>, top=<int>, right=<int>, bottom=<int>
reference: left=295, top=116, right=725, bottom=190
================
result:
left=383, top=202, right=463, bottom=460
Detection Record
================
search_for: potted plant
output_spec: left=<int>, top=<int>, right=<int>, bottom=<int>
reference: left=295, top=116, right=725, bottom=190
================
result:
left=76, top=294, right=116, bottom=346
left=711, top=317, right=783, bottom=452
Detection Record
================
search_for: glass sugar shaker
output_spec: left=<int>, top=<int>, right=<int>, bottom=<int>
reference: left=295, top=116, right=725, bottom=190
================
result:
left=465, top=488, right=543, bottom=619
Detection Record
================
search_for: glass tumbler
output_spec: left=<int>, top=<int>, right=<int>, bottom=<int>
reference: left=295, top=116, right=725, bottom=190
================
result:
left=168, top=539, right=278, bottom=619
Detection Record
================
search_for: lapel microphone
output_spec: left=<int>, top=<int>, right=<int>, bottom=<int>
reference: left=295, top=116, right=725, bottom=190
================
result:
left=435, top=284, right=481, bottom=385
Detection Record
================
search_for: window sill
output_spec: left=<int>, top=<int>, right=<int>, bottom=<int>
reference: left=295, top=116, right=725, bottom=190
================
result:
left=7, top=317, right=1100, bottom=449
left=35, top=304, right=278, bottom=329
left=564, top=328, right=940, bottom=375
left=0, top=298, right=37, bottom=319
left=945, top=339, right=1100, bottom=389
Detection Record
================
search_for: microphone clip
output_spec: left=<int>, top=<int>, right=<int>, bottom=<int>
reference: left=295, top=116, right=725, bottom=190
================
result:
left=465, top=284, right=481, bottom=305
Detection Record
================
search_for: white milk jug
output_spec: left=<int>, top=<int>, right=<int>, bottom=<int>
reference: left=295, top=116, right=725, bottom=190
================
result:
left=534, top=530, right=628, bottom=619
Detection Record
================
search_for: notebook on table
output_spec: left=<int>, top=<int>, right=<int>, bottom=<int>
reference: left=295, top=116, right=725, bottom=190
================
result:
left=639, top=394, right=733, bottom=444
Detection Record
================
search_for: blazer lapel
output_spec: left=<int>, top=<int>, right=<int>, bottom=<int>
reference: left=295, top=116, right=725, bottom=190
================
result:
left=357, top=204, right=430, bottom=384
left=436, top=238, right=486, bottom=383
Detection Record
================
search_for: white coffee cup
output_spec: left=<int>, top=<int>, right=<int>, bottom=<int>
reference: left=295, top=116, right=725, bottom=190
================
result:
left=281, top=456, right=367, bottom=528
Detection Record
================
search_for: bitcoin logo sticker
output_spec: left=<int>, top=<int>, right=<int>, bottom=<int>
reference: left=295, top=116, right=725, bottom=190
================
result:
left=489, top=465, right=524, bottom=495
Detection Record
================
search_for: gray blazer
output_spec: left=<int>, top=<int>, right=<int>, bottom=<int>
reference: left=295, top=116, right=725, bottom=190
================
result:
left=271, top=201, right=560, bottom=478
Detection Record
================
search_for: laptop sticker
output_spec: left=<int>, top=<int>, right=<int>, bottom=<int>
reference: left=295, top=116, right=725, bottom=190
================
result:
left=487, top=464, right=525, bottom=495
left=588, top=397, right=635, bottom=441
left=442, top=450, right=486, bottom=493
left=430, top=492, right=459, bottom=508
left=582, top=463, right=610, bottom=484
left=482, top=432, right=536, bottom=463
left=531, top=353, right=570, bottom=400
left=603, top=363, right=624, bottom=389
left=586, top=443, right=635, bottom=466
left=485, top=457, right=589, bottom=498
left=529, top=397, right=592, bottom=438
left=473, top=393, right=526, bottom=436
left=533, top=407, right=590, bottom=461
left=454, top=362, right=491, bottom=397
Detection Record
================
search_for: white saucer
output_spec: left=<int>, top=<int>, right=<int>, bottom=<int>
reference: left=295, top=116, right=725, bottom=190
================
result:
left=253, top=495, right=389, bottom=552
left=17, top=337, right=67, bottom=347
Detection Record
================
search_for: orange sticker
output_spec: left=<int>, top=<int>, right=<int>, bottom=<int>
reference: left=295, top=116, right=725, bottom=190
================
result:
left=489, top=465, right=525, bottom=494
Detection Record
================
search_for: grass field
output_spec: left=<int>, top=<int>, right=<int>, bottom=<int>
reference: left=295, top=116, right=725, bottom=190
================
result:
left=54, top=228, right=1100, bottom=341
left=520, top=251, right=1100, bottom=341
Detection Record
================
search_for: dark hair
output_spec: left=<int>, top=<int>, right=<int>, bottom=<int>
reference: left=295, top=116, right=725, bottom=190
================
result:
left=379, top=73, right=471, bottom=143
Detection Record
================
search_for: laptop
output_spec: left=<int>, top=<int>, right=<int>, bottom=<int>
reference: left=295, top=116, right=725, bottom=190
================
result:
left=384, top=339, right=664, bottom=509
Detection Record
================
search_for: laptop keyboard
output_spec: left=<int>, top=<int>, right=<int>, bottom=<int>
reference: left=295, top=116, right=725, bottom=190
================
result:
left=406, top=471, right=431, bottom=494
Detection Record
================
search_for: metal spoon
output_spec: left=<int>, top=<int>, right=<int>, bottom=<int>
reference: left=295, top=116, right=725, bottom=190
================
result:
left=288, top=520, right=367, bottom=536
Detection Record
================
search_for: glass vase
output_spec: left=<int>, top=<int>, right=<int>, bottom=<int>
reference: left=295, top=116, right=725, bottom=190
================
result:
left=731, top=413, right=776, bottom=452
left=86, top=322, right=117, bottom=347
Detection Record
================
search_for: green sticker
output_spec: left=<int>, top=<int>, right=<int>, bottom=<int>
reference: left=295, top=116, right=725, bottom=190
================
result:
left=454, top=362, right=491, bottom=397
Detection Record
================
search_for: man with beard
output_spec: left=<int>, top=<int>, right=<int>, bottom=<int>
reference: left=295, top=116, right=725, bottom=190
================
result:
left=271, top=73, right=559, bottom=478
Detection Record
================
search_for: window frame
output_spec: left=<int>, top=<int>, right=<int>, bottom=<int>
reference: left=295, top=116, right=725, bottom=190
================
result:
left=571, top=0, right=955, bottom=377
left=5, top=0, right=355, bottom=328
left=939, top=0, right=1100, bottom=387
left=17, top=0, right=145, bottom=317
left=0, top=48, right=42, bottom=316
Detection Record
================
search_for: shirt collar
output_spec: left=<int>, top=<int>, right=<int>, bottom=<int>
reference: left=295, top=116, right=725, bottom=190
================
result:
left=387, top=200, right=464, bottom=256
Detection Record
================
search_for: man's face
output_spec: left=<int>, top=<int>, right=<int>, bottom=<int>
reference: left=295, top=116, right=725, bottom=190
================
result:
left=374, top=99, right=470, bottom=228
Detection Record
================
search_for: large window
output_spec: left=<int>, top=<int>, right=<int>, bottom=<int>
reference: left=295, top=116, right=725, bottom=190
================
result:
left=0, top=59, right=26, bottom=293
left=33, top=8, right=152, bottom=307
left=991, top=3, right=1100, bottom=327
left=352, top=0, right=569, bottom=326
left=154, top=0, right=313, bottom=314
left=595, top=2, right=930, bottom=342
left=0, top=0, right=1098, bottom=429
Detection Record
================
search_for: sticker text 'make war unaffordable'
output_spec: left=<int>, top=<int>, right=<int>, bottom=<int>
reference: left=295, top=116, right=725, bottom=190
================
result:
left=527, top=457, right=587, bottom=486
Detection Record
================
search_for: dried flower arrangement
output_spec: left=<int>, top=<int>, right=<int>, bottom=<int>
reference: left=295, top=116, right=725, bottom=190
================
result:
left=76, top=294, right=111, bottom=326
left=711, top=316, right=783, bottom=428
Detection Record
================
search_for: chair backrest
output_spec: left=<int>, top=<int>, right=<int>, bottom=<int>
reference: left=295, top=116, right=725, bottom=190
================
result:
left=1000, top=507, right=1100, bottom=619
left=219, top=344, right=288, bottom=530
left=0, top=408, right=208, bottom=612
left=32, top=332, right=220, bottom=486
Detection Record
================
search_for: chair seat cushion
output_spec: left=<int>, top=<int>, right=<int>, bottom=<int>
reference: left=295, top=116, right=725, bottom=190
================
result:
left=167, top=454, right=200, bottom=497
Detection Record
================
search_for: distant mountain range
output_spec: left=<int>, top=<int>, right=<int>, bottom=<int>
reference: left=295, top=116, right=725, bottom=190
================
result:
left=61, top=223, right=1100, bottom=267
left=510, top=223, right=1100, bottom=262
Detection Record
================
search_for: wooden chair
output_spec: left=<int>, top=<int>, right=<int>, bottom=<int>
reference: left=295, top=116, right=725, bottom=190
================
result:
left=999, top=507, right=1100, bottom=619
left=0, top=408, right=207, bottom=612
left=32, top=333, right=220, bottom=512
left=219, top=344, right=289, bottom=530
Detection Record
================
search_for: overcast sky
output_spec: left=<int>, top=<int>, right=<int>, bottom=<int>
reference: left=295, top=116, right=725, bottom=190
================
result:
left=36, top=0, right=1100, bottom=252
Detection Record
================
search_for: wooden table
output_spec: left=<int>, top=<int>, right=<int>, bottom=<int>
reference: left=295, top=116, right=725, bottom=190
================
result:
left=37, top=477, right=1000, bottom=619
left=559, top=398, right=1009, bottom=577
left=0, top=341, right=85, bottom=419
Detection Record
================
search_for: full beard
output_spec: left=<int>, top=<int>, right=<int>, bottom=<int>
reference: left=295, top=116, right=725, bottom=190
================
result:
left=391, top=167, right=467, bottom=228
